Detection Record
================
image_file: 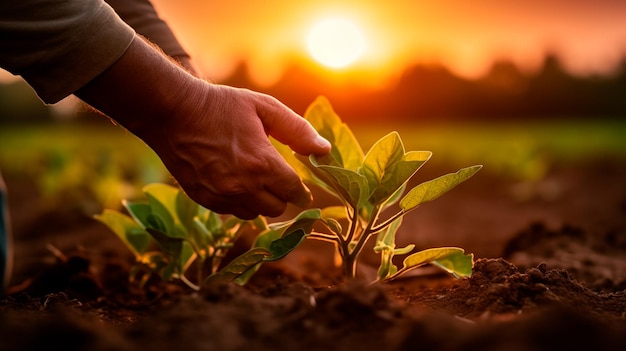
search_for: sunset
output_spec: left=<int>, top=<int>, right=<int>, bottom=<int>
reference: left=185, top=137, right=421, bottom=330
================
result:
left=150, top=0, right=626, bottom=86
left=306, top=17, right=367, bottom=68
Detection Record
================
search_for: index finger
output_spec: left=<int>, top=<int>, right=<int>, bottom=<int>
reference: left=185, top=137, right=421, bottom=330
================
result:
left=256, top=95, right=331, bottom=156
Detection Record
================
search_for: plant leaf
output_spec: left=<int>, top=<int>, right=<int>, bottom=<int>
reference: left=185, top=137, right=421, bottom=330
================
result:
left=400, top=165, right=482, bottom=212
left=432, top=251, right=474, bottom=278
left=271, top=138, right=317, bottom=184
left=122, top=201, right=151, bottom=229
left=321, top=206, right=348, bottom=221
left=388, top=247, right=473, bottom=280
left=204, top=248, right=271, bottom=285
left=94, top=210, right=151, bottom=256
left=143, top=183, right=187, bottom=238
left=265, top=229, right=307, bottom=261
left=175, top=189, right=199, bottom=231
left=146, top=228, right=186, bottom=280
left=304, top=96, right=364, bottom=170
left=309, top=155, right=369, bottom=208
left=361, top=132, right=405, bottom=195
left=368, top=149, right=432, bottom=206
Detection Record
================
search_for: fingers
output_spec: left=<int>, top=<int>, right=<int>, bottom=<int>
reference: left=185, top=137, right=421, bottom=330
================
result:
left=221, top=158, right=311, bottom=219
left=256, top=94, right=331, bottom=156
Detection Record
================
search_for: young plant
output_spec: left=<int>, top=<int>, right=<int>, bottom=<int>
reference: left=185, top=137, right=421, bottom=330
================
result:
left=266, top=96, right=482, bottom=281
left=95, top=183, right=267, bottom=290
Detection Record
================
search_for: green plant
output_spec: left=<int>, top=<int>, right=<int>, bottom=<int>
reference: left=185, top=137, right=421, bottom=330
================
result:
left=95, top=183, right=267, bottom=289
left=96, top=97, right=482, bottom=287
left=263, top=96, right=482, bottom=281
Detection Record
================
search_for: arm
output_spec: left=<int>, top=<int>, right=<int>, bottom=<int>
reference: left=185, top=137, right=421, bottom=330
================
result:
left=104, top=0, right=198, bottom=75
left=75, top=35, right=331, bottom=219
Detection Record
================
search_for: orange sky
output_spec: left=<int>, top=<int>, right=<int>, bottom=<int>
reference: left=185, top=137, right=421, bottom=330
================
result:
left=151, top=0, right=626, bottom=87
left=1, top=0, right=625, bottom=88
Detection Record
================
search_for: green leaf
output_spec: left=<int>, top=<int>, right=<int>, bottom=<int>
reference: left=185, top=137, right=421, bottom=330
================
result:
left=268, top=208, right=322, bottom=231
left=323, top=218, right=342, bottom=236
left=361, top=132, right=405, bottom=195
left=271, top=138, right=317, bottom=184
left=204, top=210, right=224, bottom=234
left=204, top=248, right=271, bottom=285
left=309, top=155, right=369, bottom=208
left=432, top=251, right=474, bottom=278
left=146, top=213, right=168, bottom=233
left=400, top=165, right=482, bottom=212
left=304, top=96, right=364, bottom=171
left=146, top=228, right=186, bottom=279
left=143, top=183, right=187, bottom=238
left=123, top=201, right=151, bottom=229
left=388, top=247, right=473, bottom=280
left=321, top=206, right=348, bottom=221
left=94, top=210, right=151, bottom=256
left=265, top=229, right=307, bottom=261
left=368, top=150, right=432, bottom=206
left=175, top=189, right=199, bottom=231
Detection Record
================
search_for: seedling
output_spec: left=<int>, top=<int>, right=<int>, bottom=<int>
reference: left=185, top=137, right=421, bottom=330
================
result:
left=95, top=183, right=267, bottom=289
left=260, top=97, right=481, bottom=281
left=96, top=97, right=482, bottom=287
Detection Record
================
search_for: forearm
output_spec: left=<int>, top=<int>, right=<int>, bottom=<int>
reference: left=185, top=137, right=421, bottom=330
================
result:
left=75, top=35, right=201, bottom=136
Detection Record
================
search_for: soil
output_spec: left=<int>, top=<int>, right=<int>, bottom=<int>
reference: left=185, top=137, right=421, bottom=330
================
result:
left=2, top=158, right=626, bottom=351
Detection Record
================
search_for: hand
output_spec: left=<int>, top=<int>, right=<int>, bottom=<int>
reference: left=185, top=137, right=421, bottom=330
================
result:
left=142, top=83, right=331, bottom=219
left=75, top=36, right=330, bottom=219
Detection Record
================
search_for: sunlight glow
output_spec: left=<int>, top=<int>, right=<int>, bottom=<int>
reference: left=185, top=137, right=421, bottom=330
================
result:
left=306, top=17, right=367, bottom=69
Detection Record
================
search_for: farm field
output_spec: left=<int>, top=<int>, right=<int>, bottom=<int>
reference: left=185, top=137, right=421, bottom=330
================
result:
left=1, top=116, right=626, bottom=351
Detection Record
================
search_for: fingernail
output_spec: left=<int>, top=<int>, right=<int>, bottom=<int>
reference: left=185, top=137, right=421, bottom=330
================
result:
left=316, top=135, right=331, bottom=150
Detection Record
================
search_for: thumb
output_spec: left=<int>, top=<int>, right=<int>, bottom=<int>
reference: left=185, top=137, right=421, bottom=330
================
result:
left=258, top=96, right=331, bottom=156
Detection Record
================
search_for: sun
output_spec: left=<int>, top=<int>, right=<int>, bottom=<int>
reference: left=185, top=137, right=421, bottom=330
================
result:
left=306, top=17, right=367, bottom=69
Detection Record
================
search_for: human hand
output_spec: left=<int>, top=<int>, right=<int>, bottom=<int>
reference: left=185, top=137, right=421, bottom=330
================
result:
left=142, top=83, right=331, bottom=219
left=74, top=36, right=329, bottom=219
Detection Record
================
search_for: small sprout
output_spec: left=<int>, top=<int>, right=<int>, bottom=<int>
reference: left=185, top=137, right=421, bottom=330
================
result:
left=95, top=183, right=266, bottom=290
left=271, top=96, right=481, bottom=282
left=96, top=97, right=481, bottom=288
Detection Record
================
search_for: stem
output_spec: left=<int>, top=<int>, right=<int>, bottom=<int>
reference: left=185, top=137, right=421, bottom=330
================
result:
left=308, top=232, right=340, bottom=244
left=179, top=275, right=200, bottom=291
left=371, top=210, right=405, bottom=233
left=340, top=204, right=360, bottom=279
left=344, top=204, right=358, bottom=244
left=196, top=256, right=204, bottom=285
left=343, top=205, right=381, bottom=279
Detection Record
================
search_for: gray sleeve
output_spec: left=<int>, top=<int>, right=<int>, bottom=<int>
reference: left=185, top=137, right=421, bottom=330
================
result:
left=0, top=0, right=135, bottom=104
left=105, top=0, right=189, bottom=59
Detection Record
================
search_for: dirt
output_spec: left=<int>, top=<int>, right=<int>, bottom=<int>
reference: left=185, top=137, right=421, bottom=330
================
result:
left=1, top=158, right=626, bottom=351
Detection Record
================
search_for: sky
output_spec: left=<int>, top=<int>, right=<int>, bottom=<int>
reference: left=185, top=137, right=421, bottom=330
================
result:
left=1, top=0, right=626, bottom=88
left=150, top=0, right=626, bottom=87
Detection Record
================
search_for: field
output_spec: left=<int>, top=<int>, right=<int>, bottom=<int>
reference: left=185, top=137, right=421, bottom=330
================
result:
left=1, top=117, right=626, bottom=350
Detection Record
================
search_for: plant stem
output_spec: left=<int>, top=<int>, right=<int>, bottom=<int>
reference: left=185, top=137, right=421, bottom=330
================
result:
left=197, top=256, right=205, bottom=286
left=372, top=210, right=405, bottom=233
left=343, top=205, right=381, bottom=279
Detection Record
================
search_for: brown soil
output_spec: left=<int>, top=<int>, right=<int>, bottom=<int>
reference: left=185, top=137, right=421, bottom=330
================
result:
left=2, top=159, right=626, bottom=351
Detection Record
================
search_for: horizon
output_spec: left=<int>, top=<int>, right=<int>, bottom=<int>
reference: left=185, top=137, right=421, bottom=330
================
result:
left=149, top=0, right=626, bottom=87
left=2, top=1, right=626, bottom=93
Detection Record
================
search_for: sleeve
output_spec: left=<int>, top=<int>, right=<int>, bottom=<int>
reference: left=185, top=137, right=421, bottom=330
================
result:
left=105, top=0, right=190, bottom=59
left=0, top=0, right=136, bottom=104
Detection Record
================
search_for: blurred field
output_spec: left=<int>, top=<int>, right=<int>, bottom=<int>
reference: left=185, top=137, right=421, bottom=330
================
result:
left=353, top=118, right=626, bottom=181
left=1, top=117, right=625, bottom=213
left=0, top=119, right=168, bottom=211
